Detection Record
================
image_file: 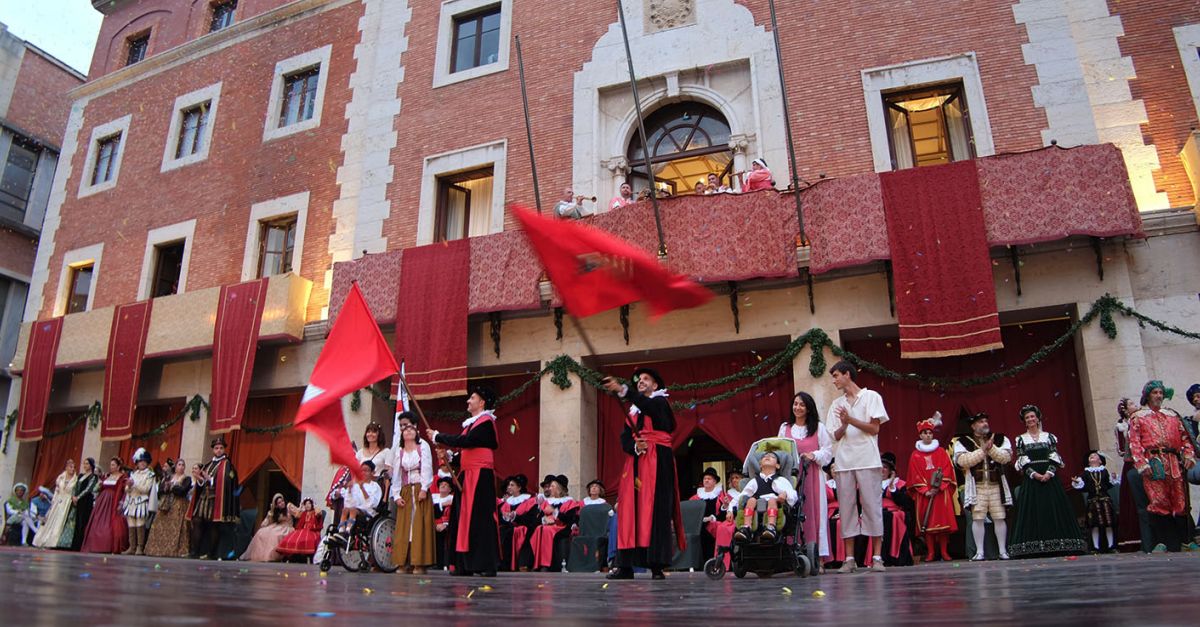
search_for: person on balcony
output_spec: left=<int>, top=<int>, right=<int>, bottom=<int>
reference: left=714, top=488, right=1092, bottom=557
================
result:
left=738, top=158, right=774, bottom=192
left=609, top=183, right=635, bottom=210
left=554, top=188, right=592, bottom=219
left=706, top=173, right=732, bottom=194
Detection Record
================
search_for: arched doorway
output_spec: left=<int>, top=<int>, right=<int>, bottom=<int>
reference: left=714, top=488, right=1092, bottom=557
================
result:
left=626, top=101, right=733, bottom=195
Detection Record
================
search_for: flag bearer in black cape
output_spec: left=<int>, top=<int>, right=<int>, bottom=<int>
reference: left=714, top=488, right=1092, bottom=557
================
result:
left=427, top=385, right=500, bottom=576
left=187, top=436, right=240, bottom=559
left=601, top=367, right=686, bottom=580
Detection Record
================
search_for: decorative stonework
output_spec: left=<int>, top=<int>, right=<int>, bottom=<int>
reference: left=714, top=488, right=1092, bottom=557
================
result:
left=644, top=0, right=696, bottom=33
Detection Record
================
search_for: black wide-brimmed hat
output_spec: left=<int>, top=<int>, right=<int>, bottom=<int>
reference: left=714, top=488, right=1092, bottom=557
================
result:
left=506, top=474, right=529, bottom=491
left=702, top=467, right=721, bottom=482
left=586, top=479, right=605, bottom=492
left=632, top=367, right=665, bottom=390
left=969, top=412, right=989, bottom=424
left=540, top=474, right=557, bottom=488
left=210, top=436, right=227, bottom=448
left=470, top=385, right=498, bottom=410
left=553, top=475, right=569, bottom=491
left=880, top=452, right=897, bottom=470
left=1085, top=449, right=1107, bottom=466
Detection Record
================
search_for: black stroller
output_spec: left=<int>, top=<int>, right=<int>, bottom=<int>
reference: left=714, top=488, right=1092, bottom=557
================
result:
left=705, top=437, right=820, bottom=579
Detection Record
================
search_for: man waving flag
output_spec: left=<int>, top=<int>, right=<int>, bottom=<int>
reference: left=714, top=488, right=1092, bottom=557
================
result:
left=294, top=282, right=398, bottom=479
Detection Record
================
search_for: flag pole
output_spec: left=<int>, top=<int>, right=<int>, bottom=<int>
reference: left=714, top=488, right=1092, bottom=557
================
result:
left=568, top=313, right=599, bottom=357
left=766, top=0, right=815, bottom=313
left=514, top=35, right=544, bottom=215
left=398, top=375, right=432, bottom=432
left=616, top=0, right=667, bottom=258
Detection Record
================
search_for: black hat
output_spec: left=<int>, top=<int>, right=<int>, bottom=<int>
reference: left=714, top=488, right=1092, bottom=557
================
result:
left=470, top=385, right=498, bottom=410
left=632, top=367, right=665, bottom=390
left=437, top=476, right=453, bottom=489
left=969, top=412, right=989, bottom=424
left=507, top=474, right=529, bottom=491
left=553, top=475, right=569, bottom=491
left=540, top=474, right=557, bottom=488
left=1085, top=449, right=1107, bottom=466
left=360, top=460, right=376, bottom=473
left=702, top=467, right=721, bottom=482
left=880, top=452, right=897, bottom=469
left=210, top=436, right=227, bottom=448
left=586, top=479, right=605, bottom=492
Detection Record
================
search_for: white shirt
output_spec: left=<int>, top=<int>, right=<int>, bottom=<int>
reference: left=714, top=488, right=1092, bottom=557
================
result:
left=341, top=480, right=382, bottom=517
left=738, top=472, right=798, bottom=507
left=828, top=388, right=889, bottom=471
left=390, top=440, right=434, bottom=499
left=554, top=199, right=587, bottom=219
left=357, top=447, right=392, bottom=478
left=582, top=497, right=607, bottom=506
left=778, top=422, right=834, bottom=467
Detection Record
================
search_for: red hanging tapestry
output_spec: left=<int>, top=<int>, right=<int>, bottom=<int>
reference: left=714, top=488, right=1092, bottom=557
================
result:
left=15, top=317, right=64, bottom=441
left=395, top=240, right=470, bottom=400
left=880, top=160, right=1003, bottom=358
left=102, top=301, right=153, bottom=440
left=209, top=278, right=270, bottom=433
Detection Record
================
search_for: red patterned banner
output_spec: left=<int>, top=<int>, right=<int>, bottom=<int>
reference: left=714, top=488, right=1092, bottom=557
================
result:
left=396, top=240, right=470, bottom=400
left=209, top=278, right=270, bottom=433
left=800, top=175, right=890, bottom=274
left=881, top=160, right=1003, bottom=358
left=15, top=317, right=64, bottom=441
left=102, top=301, right=153, bottom=440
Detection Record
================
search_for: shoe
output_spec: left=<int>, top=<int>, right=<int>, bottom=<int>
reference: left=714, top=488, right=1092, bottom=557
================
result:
left=998, top=553, right=1010, bottom=560
left=870, top=558, right=886, bottom=573
left=1183, top=543, right=1200, bottom=552
left=969, top=553, right=985, bottom=561
left=733, top=527, right=751, bottom=542
left=760, top=526, right=777, bottom=543
left=413, top=566, right=427, bottom=575
left=837, top=561, right=857, bottom=574
left=606, top=568, right=634, bottom=580
left=1151, top=543, right=1168, bottom=553
left=650, top=568, right=665, bottom=580
left=480, top=570, right=497, bottom=577
left=940, top=551, right=953, bottom=562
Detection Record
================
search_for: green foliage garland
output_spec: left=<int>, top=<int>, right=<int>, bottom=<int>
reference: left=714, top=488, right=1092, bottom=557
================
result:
left=129, top=395, right=209, bottom=440
left=1, top=409, right=16, bottom=454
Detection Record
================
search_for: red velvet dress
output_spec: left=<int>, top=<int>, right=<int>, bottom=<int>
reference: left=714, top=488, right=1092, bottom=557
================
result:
left=276, top=510, right=322, bottom=556
left=81, top=475, right=129, bottom=554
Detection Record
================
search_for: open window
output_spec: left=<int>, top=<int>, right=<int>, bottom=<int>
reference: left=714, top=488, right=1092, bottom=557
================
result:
left=65, top=264, right=94, bottom=314
left=883, top=82, right=974, bottom=170
left=435, top=166, right=493, bottom=242
left=626, top=101, right=733, bottom=195
left=257, top=215, right=297, bottom=278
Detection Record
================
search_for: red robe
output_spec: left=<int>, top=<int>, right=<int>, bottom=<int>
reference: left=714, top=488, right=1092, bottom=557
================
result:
left=906, top=445, right=959, bottom=535
left=616, top=391, right=686, bottom=565
left=499, top=494, right=538, bottom=570
left=530, top=498, right=580, bottom=569
left=1129, top=408, right=1197, bottom=516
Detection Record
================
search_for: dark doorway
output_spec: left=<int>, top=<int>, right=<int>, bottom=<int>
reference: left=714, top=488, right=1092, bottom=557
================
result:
left=674, top=429, right=739, bottom=498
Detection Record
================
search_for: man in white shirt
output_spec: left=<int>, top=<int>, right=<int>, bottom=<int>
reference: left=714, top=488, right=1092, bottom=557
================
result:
left=827, top=360, right=889, bottom=573
left=336, top=461, right=382, bottom=537
left=554, top=187, right=591, bottom=219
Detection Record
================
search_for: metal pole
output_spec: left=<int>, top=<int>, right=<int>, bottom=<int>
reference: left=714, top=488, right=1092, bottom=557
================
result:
left=515, top=36, right=544, bottom=214
left=766, top=0, right=815, bottom=313
left=616, top=1, right=667, bottom=258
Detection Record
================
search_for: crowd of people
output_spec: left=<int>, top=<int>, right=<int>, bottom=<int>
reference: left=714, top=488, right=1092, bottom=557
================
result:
left=554, top=159, right=774, bottom=219
left=4, top=373, right=1198, bottom=579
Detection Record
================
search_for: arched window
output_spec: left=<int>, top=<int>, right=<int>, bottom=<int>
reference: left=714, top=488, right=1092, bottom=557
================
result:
left=626, top=102, right=732, bottom=195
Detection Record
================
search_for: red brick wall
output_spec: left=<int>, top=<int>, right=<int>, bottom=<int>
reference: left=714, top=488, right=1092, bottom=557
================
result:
left=43, top=2, right=362, bottom=320
left=0, top=228, right=37, bottom=277
left=8, top=50, right=84, bottom=147
left=1109, top=0, right=1200, bottom=207
left=381, top=0, right=1047, bottom=249
left=89, top=0, right=295, bottom=78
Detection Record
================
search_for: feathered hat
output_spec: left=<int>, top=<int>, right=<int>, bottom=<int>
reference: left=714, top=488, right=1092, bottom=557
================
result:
left=917, top=411, right=943, bottom=434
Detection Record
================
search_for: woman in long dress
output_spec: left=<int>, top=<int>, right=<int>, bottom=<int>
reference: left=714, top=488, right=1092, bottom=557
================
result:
left=778, top=392, right=833, bottom=565
left=32, top=459, right=77, bottom=548
left=276, top=498, right=323, bottom=560
left=80, top=458, right=129, bottom=554
left=1008, top=405, right=1088, bottom=557
left=241, top=493, right=294, bottom=562
left=145, top=459, right=192, bottom=558
left=60, top=458, right=99, bottom=550
left=391, top=417, right=435, bottom=574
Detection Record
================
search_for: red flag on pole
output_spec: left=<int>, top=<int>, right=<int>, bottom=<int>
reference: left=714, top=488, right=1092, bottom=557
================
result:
left=512, top=206, right=712, bottom=318
left=294, top=282, right=398, bottom=479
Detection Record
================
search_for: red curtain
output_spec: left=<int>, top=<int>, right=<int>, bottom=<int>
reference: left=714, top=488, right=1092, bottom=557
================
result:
left=228, top=394, right=306, bottom=489
left=118, top=402, right=185, bottom=467
left=844, top=318, right=1089, bottom=485
left=31, top=412, right=85, bottom=491
left=422, top=372, right=540, bottom=484
left=597, top=351, right=795, bottom=491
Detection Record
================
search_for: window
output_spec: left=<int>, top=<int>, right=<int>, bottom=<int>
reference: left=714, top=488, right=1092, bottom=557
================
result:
left=126, top=34, right=149, bottom=66
left=92, top=134, right=121, bottom=186
left=175, top=103, right=210, bottom=159
left=435, top=167, right=493, bottom=242
left=0, top=136, right=40, bottom=217
left=883, top=83, right=974, bottom=169
left=257, top=216, right=297, bottom=277
left=211, top=1, right=238, bottom=32
left=150, top=241, right=185, bottom=298
left=279, top=68, right=320, bottom=128
left=66, top=265, right=93, bottom=314
left=162, top=83, right=221, bottom=172
left=626, top=102, right=733, bottom=195
left=452, top=6, right=501, bottom=73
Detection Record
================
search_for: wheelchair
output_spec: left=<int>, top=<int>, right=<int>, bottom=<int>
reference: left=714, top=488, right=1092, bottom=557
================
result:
left=705, top=437, right=819, bottom=580
left=319, top=505, right=398, bottom=573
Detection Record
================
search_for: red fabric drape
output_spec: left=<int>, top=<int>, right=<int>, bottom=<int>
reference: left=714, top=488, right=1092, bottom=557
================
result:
left=117, top=402, right=184, bottom=466
left=844, top=318, right=1089, bottom=486
left=229, top=395, right=306, bottom=488
left=597, top=352, right=794, bottom=491
left=209, top=278, right=269, bottom=433
left=881, top=160, right=1002, bottom=358
left=422, top=372, right=540, bottom=484
left=102, top=301, right=153, bottom=440
left=31, top=412, right=85, bottom=492
left=16, top=317, right=64, bottom=441
left=396, top=240, right=470, bottom=400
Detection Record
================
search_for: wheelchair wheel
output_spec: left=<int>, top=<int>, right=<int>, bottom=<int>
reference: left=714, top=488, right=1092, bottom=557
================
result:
left=319, top=557, right=331, bottom=573
left=733, top=563, right=747, bottom=579
left=341, top=544, right=367, bottom=572
left=703, top=558, right=725, bottom=580
left=370, top=517, right=399, bottom=573
left=805, top=542, right=820, bottom=576
left=794, top=555, right=811, bottom=578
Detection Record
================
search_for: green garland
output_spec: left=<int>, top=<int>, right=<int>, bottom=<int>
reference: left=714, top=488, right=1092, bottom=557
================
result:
left=356, top=293, right=1196, bottom=414
left=243, top=422, right=291, bottom=435
left=1, top=409, right=17, bottom=454
left=129, top=395, right=209, bottom=440
left=42, top=402, right=102, bottom=440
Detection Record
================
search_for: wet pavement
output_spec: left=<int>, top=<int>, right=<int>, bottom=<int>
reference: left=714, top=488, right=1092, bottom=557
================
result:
left=1, top=547, right=1197, bottom=625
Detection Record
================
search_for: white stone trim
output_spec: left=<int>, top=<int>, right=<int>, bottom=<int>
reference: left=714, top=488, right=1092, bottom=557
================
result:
left=241, top=191, right=310, bottom=281
left=261, top=45, right=333, bottom=142
left=416, top=140, right=507, bottom=246
left=135, top=219, right=197, bottom=300
left=53, top=243, right=103, bottom=316
left=77, top=114, right=132, bottom=198
left=160, top=82, right=222, bottom=172
left=860, top=52, right=995, bottom=173
left=431, top=0, right=511, bottom=88
left=327, top=0, right=412, bottom=313
left=1175, top=24, right=1200, bottom=120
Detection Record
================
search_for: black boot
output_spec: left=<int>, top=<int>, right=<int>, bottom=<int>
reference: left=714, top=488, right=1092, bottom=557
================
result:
left=606, top=567, right=634, bottom=580
left=650, top=567, right=665, bottom=580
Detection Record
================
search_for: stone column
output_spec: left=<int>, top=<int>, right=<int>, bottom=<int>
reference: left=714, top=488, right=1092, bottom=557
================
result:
left=0, top=380, right=36, bottom=489
left=601, top=157, right=631, bottom=209
left=538, top=364, right=596, bottom=490
left=178, top=394, right=209, bottom=468
left=1073, top=297, right=1149, bottom=461
left=728, top=134, right=751, bottom=191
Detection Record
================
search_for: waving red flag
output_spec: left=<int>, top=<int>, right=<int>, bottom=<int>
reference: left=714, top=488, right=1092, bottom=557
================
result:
left=513, top=206, right=712, bottom=318
left=294, top=282, right=398, bottom=479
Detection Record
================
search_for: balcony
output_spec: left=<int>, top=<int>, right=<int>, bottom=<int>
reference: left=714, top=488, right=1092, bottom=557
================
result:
left=11, top=272, right=311, bottom=372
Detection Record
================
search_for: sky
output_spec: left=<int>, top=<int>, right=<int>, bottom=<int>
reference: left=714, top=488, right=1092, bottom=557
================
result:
left=0, top=0, right=103, bottom=75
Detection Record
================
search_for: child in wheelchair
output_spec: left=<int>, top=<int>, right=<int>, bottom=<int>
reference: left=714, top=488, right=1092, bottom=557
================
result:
left=733, top=451, right=798, bottom=543
left=332, top=461, right=382, bottom=542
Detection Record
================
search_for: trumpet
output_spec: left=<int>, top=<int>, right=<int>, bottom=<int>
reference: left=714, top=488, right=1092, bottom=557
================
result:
left=575, top=195, right=598, bottom=202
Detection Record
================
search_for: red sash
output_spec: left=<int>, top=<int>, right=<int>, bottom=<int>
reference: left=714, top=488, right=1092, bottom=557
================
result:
left=455, top=415, right=496, bottom=552
left=616, top=420, right=686, bottom=552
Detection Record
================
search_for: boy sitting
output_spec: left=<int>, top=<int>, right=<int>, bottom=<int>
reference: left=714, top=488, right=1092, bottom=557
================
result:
left=733, top=451, right=798, bottom=542
left=336, top=461, right=382, bottom=538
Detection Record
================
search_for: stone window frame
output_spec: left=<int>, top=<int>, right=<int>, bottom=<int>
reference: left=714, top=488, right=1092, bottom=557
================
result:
left=240, top=191, right=309, bottom=281
left=136, top=219, right=197, bottom=300
left=1175, top=24, right=1200, bottom=119
left=416, top=140, right=507, bottom=245
left=432, top=0, right=512, bottom=89
left=54, top=243, right=103, bottom=316
left=161, top=82, right=222, bottom=172
left=78, top=114, right=132, bottom=198
left=262, top=45, right=332, bottom=142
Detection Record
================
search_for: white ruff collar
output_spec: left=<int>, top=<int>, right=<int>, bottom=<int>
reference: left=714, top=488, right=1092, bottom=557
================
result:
left=545, top=496, right=573, bottom=506
left=434, top=494, right=454, bottom=506
left=505, top=493, right=532, bottom=506
left=695, top=486, right=721, bottom=500
left=1084, top=466, right=1107, bottom=473
left=629, top=389, right=669, bottom=415
left=916, top=439, right=940, bottom=453
left=462, top=411, right=495, bottom=429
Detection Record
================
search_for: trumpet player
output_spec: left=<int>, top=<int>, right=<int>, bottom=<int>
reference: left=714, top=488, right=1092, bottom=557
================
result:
left=554, top=187, right=595, bottom=219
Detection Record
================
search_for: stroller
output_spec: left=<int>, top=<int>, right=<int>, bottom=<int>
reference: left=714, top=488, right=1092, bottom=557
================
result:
left=705, top=437, right=819, bottom=579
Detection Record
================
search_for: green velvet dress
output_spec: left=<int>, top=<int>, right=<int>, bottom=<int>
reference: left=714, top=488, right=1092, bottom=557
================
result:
left=1008, top=432, right=1087, bottom=557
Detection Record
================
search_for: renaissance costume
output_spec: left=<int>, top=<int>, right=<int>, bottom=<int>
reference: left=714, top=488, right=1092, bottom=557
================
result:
left=187, top=439, right=240, bottom=559
left=390, top=438, right=435, bottom=570
left=433, top=406, right=500, bottom=575
left=144, top=473, right=192, bottom=557
left=952, top=414, right=1013, bottom=560
left=276, top=507, right=323, bottom=559
left=1008, top=424, right=1087, bottom=557
left=1129, top=381, right=1197, bottom=552
left=1072, top=453, right=1118, bottom=552
left=498, top=478, right=539, bottom=571
left=241, top=494, right=294, bottom=562
left=530, top=486, right=580, bottom=571
left=32, top=470, right=76, bottom=548
left=81, top=474, right=129, bottom=554
left=907, top=434, right=958, bottom=562
left=61, top=471, right=100, bottom=550
left=779, top=421, right=833, bottom=558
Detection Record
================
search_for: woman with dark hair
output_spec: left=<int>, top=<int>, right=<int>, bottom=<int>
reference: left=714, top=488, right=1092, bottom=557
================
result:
left=80, top=457, right=129, bottom=554
left=778, top=391, right=833, bottom=564
left=499, top=474, right=538, bottom=571
left=358, top=422, right=391, bottom=481
left=276, top=498, right=323, bottom=560
left=61, top=457, right=100, bottom=551
left=241, top=493, right=294, bottom=561
left=145, top=458, right=192, bottom=557
left=391, top=417, right=435, bottom=574
left=1008, top=405, right=1087, bottom=557
left=32, top=458, right=77, bottom=548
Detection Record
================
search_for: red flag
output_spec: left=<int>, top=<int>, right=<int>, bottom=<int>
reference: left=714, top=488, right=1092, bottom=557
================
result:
left=512, top=206, right=712, bottom=318
left=294, top=282, right=398, bottom=479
